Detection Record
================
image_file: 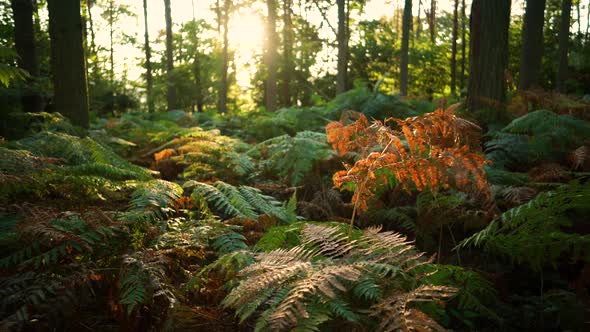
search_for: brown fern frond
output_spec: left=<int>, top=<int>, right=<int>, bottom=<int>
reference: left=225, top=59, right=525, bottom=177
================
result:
left=570, top=145, right=590, bottom=170
left=501, top=186, right=538, bottom=205
left=372, top=285, right=457, bottom=332
left=300, top=224, right=356, bottom=258
left=268, top=264, right=362, bottom=330
left=327, top=106, right=494, bottom=215
left=528, top=163, right=569, bottom=183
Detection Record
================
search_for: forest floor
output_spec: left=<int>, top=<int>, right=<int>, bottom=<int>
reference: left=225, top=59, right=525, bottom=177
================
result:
left=2, top=88, right=590, bottom=331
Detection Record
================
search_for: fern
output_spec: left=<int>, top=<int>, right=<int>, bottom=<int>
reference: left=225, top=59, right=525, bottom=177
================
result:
left=189, top=180, right=297, bottom=223
left=486, top=110, right=590, bottom=169
left=119, top=249, right=176, bottom=315
left=219, top=223, right=457, bottom=331
left=125, top=180, right=183, bottom=225
left=248, top=131, right=333, bottom=186
left=458, top=181, right=590, bottom=270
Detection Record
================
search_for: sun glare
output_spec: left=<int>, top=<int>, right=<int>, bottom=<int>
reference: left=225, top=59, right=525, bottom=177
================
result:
left=228, top=12, right=264, bottom=86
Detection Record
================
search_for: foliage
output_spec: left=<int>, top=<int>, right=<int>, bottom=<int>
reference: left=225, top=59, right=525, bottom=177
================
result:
left=486, top=110, right=590, bottom=169
left=325, top=85, right=419, bottom=120
left=220, top=223, right=456, bottom=331
left=458, top=181, right=590, bottom=271
left=189, top=180, right=297, bottom=223
left=327, top=106, right=493, bottom=213
left=247, top=131, right=334, bottom=186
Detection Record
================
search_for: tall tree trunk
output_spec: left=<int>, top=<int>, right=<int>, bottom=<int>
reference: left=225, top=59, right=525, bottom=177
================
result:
left=450, top=0, right=459, bottom=96
left=108, top=0, right=114, bottom=85
left=576, top=0, right=581, bottom=35
left=432, top=0, right=436, bottom=41
left=460, top=0, right=467, bottom=90
left=518, top=0, right=546, bottom=90
left=10, top=0, right=42, bottom=113
left=556, top=0, right=572, bottom=93
left=265, top=0, right=278, bottom=112
left=142, top=0, right=154, bottom=112
left=47, top=0, right=89, bottom=128
left=218, top=0, right=230, bottom=114
left=86, top=0, right=98, bottom=78
left=336, top=0, right=348, bottom=95
left=280, top=0, right=293, bottom=105
left=400, top=0, right=412, bottom=96
left=466, top=0, right=511, bottom=111
left=416, top=0, right=422, bottom=39
left=164, top=0, right=177, bottom=111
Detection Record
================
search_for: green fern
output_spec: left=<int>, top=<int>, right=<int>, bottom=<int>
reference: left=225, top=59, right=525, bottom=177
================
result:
left=248, top=131, right=333, bottom=186
left=125, top=180, right=183, bottom=225
left=486, top=110, right=590, bottom=169
left=189, top=180, right=297, bottom=223
left=458, top=181, right=590, bottom=270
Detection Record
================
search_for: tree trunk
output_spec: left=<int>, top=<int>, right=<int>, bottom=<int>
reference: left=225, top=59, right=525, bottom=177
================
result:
left=336, top=0, right=348, bottom=95
left=460, top=0, right=466, bottom=90
left=265, top=0, right=278, bottom=112
left=142, top=0, right=154, bottom=112
left=86, top=0, right=98, bottom=78
left=400, top=0, right=412, bottom=96
left=431, top=0, right=436, bottom=41
left=47, top=0, right=89, bottom=128
left=280, top=0, right=293, bottom=106
left=466, top=0, right=511, bottom=111
left=416, top=0, right=422, bottom=39
left=10, top=0, right=42, bottom=113
left=556, top=0, right=572, bottom=93
left=218, top=0, right=230, bottom=114
left=108, top=0, right=114, bottom=85
left=450, top=0, right=459, bottom=96
left=518, top=0, right=546, bottom=90
left=164, top=0, right=177, bottom=111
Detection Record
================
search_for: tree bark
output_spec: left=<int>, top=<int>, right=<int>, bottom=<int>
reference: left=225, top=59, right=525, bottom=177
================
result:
left=143, top=0, right=154, bottom=112
left=164, top=0, right=177, bottom=111
left=47, top=0, right=89, bottom=128
left=218, top=0, right=230, bottom=114
left=10, top=0, right=42, bottom=113
left=280, top=0, right=293, bottom=105
left=428, top=0, right=436, bottom=43
left=460, top=0, right=466, bottom=90
left=518, top=0, right=546, bottom=90
left=108, top=0, right=114, bottom=85
left=450, top=0, right=459, bottom=96
left=265, top=0, right=278, bottom=112
left=466, top=0, right=511, bottom=111
left=556, top=0, right=572, bottom=93
left=336, top=0, right=348, bottom=95
left=400, top=0, right=412, bottom=96
left=86, top=0, right=98, bottom=77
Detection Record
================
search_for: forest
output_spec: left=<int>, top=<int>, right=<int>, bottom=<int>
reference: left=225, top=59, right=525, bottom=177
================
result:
left=0, top=0, right=590, bottom=331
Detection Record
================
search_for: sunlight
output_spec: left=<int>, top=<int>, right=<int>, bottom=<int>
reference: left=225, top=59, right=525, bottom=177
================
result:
left=228, top=11, right=264, bottom=86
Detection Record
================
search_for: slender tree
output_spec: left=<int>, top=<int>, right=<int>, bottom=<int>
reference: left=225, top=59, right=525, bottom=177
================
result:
left=265, top=0, right=278, bottom=112
left=450, top=0, right=459, bottom=96
left=280, top=0, right=293, bottom=105
left=556, top=0, right=572, bottom=92
left=518, top=0, right=546, bottom=90
left=336, top=0, right=348, bottom=95
left=46, top=0, right=90, bottom=128
left=460, top=0, right=467, bottom=90
left=466, top=0, right=511, bottom=111
left=164, top=0, right=177, bottom=111
left=218, top=0, right=230, bottom=113
left=143, top=0, right=154, bottom=112
left=10, top=0, right=42, bottom=113
left=416, top=0, right=422, bottom=39
left=86, top=0, right=98, bottom=77
left=399, top=0, right=412, bottom=96
left=191, top=0, right=204, bottom=113
left=428, top=0, right=437, bottom=43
